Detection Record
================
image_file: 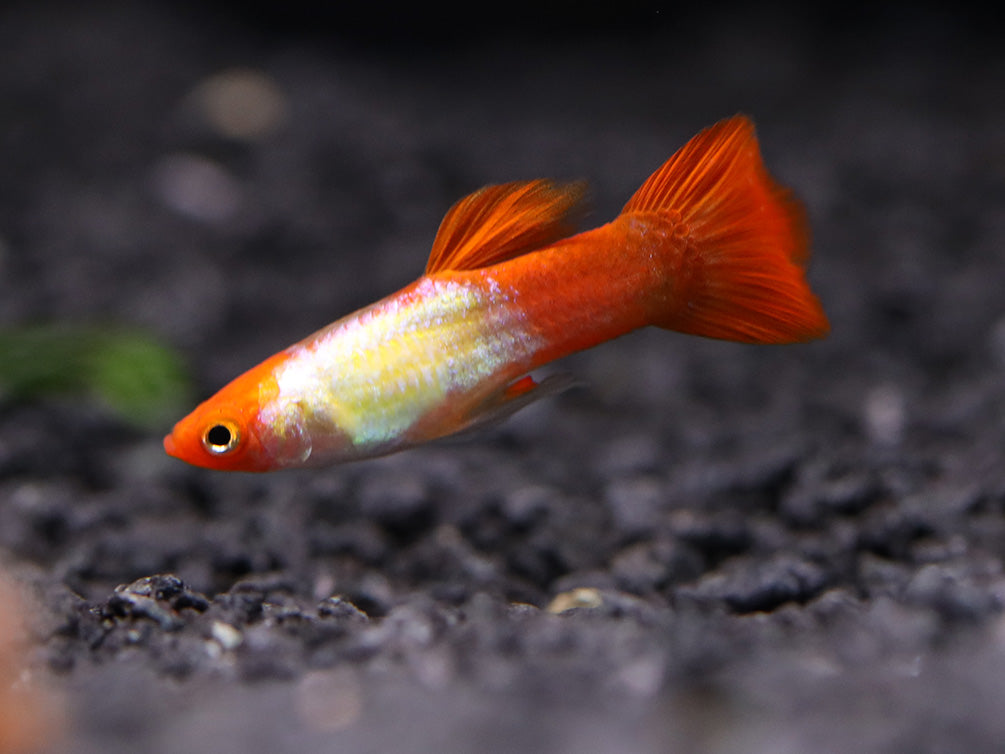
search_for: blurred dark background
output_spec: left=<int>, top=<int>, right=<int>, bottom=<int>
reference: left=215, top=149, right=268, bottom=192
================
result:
left=1, top=3, right=1004, bottom=753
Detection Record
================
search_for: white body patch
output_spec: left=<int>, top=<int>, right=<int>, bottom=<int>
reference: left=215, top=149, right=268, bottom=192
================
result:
left=268, top=276, right=539, bottom=455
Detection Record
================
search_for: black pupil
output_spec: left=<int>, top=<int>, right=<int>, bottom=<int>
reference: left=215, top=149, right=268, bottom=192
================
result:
left=206, top=424, right=233, bottom=448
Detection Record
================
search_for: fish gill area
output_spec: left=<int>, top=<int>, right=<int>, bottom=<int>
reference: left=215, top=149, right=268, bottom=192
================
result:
left=0, top=3, right=1003, bottom=753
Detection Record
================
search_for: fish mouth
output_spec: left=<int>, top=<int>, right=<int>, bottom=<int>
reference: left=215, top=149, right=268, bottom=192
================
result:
left=163, top=433, right=179, bottom=458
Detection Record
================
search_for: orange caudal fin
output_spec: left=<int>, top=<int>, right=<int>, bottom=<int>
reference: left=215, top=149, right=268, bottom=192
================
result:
left=622, top=115, right=829, bottom=344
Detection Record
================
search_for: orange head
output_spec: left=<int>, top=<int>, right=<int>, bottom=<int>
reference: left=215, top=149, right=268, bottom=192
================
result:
left=163, top=352, right=311, bottom=471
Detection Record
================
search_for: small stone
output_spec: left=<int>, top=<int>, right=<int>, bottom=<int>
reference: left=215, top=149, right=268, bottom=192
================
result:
left=863, top=383, right=907, bottom=445
left=611, top=539, right=704, bottom=594
left=317, top=596, right=370, bottom=623
left=356, top=473, right=433, bottom=534
left=150, top=153, right=242, bottom=223
left=210, top=621, right=243, bottom=651
left=604, top=476, right=667, bottom=537
left=680, top=555, right=829, bottom=613
left=499, top=486, right=553, bottom=527
left=546, top=587, right=603, bottom=614
left=190, top=68, right=288, bottom=141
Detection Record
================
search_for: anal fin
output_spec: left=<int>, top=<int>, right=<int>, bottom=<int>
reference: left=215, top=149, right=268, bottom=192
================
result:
left=459, top=373, right=579, bottom=436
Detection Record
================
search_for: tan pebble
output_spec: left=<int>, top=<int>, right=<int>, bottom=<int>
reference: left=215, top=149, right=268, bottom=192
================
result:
left=546, top=587, right=604, bottom=614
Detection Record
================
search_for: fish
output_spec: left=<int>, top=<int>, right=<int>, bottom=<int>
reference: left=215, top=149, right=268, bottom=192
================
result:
left=164, top=115, right=828, bottom=471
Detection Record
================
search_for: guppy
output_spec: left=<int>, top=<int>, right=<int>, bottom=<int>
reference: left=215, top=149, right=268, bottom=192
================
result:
left=164, top=116, right=829, bottom=471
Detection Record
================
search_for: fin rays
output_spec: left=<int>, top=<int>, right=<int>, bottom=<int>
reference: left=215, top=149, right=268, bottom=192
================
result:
left=622, top=115, right=827, bottom=344
left=426, top=180, right=585, bottom=274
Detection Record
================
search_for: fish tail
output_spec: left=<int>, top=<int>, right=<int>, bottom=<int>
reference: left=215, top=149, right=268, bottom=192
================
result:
left=620, top=115, right=829, bottom=344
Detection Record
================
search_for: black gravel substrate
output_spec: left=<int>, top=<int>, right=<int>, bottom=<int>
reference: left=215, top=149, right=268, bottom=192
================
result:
left=2, top=4, right=1005, bottom=753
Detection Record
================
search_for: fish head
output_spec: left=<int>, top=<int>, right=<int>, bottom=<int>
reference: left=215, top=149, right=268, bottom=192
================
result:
left=163, top=351, right=312, bottom=471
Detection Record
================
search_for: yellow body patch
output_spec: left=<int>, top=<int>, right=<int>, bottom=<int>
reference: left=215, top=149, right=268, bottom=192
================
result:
left=270, top=276, right=536, bottom=450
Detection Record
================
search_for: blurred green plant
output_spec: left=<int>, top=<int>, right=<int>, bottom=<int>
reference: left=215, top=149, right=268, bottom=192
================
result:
left=0, top=325, right=191, bottom=429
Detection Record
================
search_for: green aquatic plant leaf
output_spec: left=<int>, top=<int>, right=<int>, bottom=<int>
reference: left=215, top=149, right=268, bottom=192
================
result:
left=0, top=325, right=191, bottom=429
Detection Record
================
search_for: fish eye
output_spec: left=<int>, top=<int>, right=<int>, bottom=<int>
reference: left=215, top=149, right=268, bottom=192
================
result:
left=202, top=421, right=241, bottom=455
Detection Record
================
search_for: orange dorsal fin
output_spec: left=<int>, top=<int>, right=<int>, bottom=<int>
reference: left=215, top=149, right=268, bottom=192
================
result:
left=621, top=115, right=828, bottom=344
left=425, top=180, right=585, bottom=273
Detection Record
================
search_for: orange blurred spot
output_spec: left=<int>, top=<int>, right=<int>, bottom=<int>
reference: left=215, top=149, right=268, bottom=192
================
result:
left=0, top=576, right=60, bottom=754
